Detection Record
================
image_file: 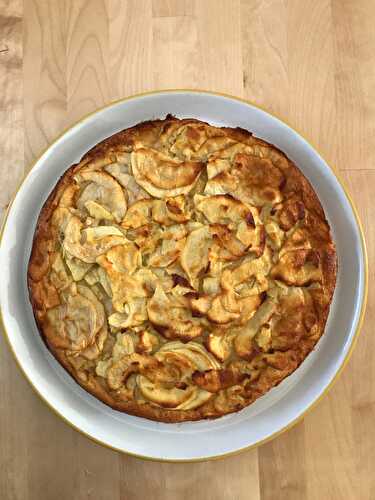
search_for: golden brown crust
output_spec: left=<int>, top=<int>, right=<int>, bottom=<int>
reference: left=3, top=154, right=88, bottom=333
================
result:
left=28, top=116, right=337, bottom=422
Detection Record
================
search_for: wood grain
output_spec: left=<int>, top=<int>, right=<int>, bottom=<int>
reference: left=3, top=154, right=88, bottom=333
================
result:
left=108, top=1, right=154, bottom=98
left=152, top=0, right=194, bottom=18
left=1, top=1, right=374, bottom=499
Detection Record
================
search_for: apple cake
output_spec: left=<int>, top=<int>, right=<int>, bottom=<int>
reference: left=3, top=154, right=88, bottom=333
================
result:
left=28, top=116, right=337, bottom=422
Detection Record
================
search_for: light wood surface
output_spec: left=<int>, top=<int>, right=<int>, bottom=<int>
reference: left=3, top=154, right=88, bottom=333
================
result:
left=0, top=1, right=374, bottom=498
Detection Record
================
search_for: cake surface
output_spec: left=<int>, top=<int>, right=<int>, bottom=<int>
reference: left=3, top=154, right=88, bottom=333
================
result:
left=28, top=116, right=337, bottom=422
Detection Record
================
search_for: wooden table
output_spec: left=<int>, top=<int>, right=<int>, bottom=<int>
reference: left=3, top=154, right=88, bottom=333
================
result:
left=1, top=1, right=374, bottom=498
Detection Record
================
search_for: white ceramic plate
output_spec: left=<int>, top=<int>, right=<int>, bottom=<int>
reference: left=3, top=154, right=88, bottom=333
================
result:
left=0, top=90, right=367, bottom=462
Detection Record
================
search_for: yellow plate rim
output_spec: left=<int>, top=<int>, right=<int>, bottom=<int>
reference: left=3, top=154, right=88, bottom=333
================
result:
left=0, top=88, right=368, bottom=463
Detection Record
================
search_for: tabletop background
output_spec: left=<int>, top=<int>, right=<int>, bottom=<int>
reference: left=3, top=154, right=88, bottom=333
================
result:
left=1, top=1, right=374, bottom=499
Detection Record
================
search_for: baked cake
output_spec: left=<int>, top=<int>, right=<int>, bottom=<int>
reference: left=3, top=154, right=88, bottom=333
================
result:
left=28, top=116, right=337, bottom=422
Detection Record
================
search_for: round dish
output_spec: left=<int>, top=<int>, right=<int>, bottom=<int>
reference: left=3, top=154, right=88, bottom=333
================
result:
left=0, top=90, right=367, bottom=461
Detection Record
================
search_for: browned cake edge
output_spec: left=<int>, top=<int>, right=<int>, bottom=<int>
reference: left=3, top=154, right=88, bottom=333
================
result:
left=27, top=116, right=337, bottom=423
